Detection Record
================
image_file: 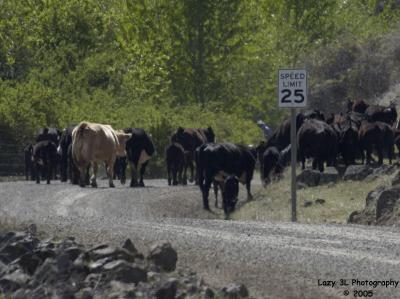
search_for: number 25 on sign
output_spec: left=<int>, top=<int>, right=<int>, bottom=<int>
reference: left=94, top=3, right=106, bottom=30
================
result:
left=278, top=69, right=307, bottom=108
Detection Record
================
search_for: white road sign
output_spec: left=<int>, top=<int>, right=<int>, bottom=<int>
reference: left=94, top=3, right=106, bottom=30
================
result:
left=278, top=69, right=307, bottom=108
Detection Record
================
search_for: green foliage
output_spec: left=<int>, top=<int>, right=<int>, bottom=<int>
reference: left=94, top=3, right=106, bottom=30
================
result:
left=1, top=0, right=400, bottom=175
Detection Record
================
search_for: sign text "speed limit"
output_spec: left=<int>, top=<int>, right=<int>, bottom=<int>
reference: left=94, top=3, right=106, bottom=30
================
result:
left=278, top=69, right=307, bottom=108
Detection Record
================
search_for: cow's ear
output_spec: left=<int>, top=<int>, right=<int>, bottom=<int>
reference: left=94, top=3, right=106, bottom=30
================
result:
left=124, top=133, right=132, bottom=140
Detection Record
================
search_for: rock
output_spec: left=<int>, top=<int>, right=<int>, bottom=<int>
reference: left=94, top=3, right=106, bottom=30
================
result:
left=102, top=260, right=147, bottom=284
left=122, top=239, right=138, bottom=255
left=319, top=167, right=339, bottom=185
left=303, top=200, right=313, bottom=207
left=343, top=165, right=373, bottom=181
left=33, top=258, right=59, bottom=285
left=296, top=169, right=320, bottom=187
left=88, top=257, right=113, bottom=273
left=391, top=170, right=400, bottom=186
left=84, top=273, right=102, bottom=289
left=76, top=287, right=93, bottom=299
left=64, top=247, right=83, bottom=261
left=15, top=252, right=43, bottom=275
left=0, top=242, right=32, bottom=264
left=221, top=283, right=249, bottom=298
left=0, top=270, right=30, bottom=292
left=109, top=280, right=136, bottom=299
left=148, top=242, right=178, bottom=272
left=315, top=198, right=326, bottom=205
left=89, top=245, right=136, bottom=263
left=376, top=188, right=400, bottom=222
left=155, top=278, right=178, bottom=299
left=203, top=287, right=215, bottom=299
left=348, top=186, right=400, bottom=225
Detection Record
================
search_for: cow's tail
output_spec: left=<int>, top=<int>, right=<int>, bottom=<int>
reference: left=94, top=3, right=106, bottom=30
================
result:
left=71, top=122, right=89, bottom=164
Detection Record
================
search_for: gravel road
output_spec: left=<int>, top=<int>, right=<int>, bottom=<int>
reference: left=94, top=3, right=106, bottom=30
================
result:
left=1, top=179, right=400, bottom=298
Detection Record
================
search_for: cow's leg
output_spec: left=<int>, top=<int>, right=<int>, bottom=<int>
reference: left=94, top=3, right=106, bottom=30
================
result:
left=178, top=162, right=184, bottom=184
left=90, top=162, right=98, bottom=187
left=172, top=165, right=178, bottom=185
left=120, top=158, right=127, bottom=185
left=318, top=159, right=324, bottom=172
left=182, top=162, right=188, bottom=185
left=46, top=161, right=51, bottom=184
left=213, top=180, right=219, bottom=208
left=246, top=173, right=253, bottom=201
left=25, top=164, right=29, bottom=181
left=388, top=142, right=394, bottom=164
left=202, top=174, right=213, bottom=211
left=189, top=161, right=194, bottom=183
left=129, top=162, right=139, bottom=187
left=377, top=147, right=383, bottom=165
left=107, top=157, right=116, bottom=188
left=138, top=162, right=148, bottom=187
left=36, top=163, right=41, bottom=184
left=312, top=159, right=317, bottom=170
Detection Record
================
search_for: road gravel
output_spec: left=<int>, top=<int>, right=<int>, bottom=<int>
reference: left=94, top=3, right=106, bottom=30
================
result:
left=1, top=179, right=400, bottom=298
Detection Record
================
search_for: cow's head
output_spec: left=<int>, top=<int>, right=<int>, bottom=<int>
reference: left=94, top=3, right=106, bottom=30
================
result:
left=116, top=132, right=132, bottom=157
left=204, top=127, right=215, bottom=142
left=222, top=175, right=239, bottom=219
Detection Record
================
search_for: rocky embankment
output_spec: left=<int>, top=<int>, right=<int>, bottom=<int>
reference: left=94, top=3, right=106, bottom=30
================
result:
left=349, top=168, right=400, bottom=226
left=0, top=228, right=250, bottom=298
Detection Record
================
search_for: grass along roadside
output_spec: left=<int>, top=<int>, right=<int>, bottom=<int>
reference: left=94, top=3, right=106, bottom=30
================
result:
left=233, top=167, right=393, bottom=224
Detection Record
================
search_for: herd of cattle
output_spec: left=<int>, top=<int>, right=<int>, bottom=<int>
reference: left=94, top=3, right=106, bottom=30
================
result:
left=21, top=99, right=400, bottom=218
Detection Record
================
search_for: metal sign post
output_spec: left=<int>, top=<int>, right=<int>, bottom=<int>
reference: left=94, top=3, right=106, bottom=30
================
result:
left=290, top=108, right=297, bottom=222
left=278, top=69, right=307, bottom=222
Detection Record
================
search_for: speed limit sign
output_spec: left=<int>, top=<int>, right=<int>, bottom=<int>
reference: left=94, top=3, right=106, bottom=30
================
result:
left=278, top=69, right=307, bottom=108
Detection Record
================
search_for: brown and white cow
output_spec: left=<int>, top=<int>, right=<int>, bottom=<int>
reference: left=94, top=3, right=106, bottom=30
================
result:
left=72, top=122, right=131, bottom=187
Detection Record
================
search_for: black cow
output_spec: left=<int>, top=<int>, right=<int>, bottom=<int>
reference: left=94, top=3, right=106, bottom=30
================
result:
left=260, top=146, right=282, bottom=186
left=212, top=176, right=239, bottom=217
left=351, top=99, right=369, bottom=114
left=196, top=143, right=255, bottom=217
left=365, top=105, right=397, bottom=126
left=36, top=127, right=61, bottom=144
left=334, top=118, right=360, bottom=166
left=32, top=141, right=58, bottom=184
left=265, top=110, right=323, bottom=151
left=124, top=128, right=155, bottom=187
left=297, top=119, right=338, bottom=172
left=171, top=127, right=215, bottom=184
left=166, top=143, right=185, bottom=185
left=24, top=144, right=34, bottom=181
left=359, top=121, right=394, bottom=165
left=59, top=126, right=75, bottom=182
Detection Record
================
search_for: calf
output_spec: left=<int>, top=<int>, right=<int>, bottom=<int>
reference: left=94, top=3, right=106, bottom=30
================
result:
left=196, top=143, right=255, bottom=217
left=213, top=176, right=239, bottom=218
left=297, top=119, right=338, bottom=172
left=32, top=141, right=58, bottom=184
left=166, top=143, right=185, bottom=185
